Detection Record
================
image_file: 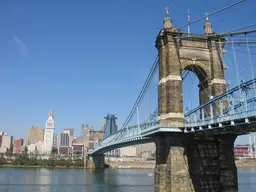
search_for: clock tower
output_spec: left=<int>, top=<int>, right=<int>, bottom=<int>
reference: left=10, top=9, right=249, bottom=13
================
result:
left=43, top=109, right=55, bottom=154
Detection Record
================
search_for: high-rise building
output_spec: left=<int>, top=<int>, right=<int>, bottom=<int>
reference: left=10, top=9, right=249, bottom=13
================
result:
left=13, top=138, right=24, bottom=154
left=60, top=133, right=69, bottom=147
left=103, top=114, right=118, bottom=138
left=81, top=124, right=90, bottom=138
left=53, top=134, right=58, bottom=149
left=0, top=135, right=13, bottom=153
left=27, top=126, right=44, bottom=145
left=0, top=136, right=2, bottom=147
left=63, top=129, right=74, bottom=147
left=63, top=129, right=74, bottom=136
left=43, top=110, right=55, bottom=154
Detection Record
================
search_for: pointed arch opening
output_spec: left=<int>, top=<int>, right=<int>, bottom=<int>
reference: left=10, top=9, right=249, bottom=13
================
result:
left=182, top=64, right=210, bottom=114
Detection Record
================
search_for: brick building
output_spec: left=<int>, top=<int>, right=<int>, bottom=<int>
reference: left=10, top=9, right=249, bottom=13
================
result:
left=13, top=138, right=24, bottom=154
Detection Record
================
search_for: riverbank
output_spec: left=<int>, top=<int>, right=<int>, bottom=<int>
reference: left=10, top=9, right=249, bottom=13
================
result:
left=0, top=164, right=86, bottom=169
left=235, top=160, right=256, bottom=168
left=109, top=160, right=256, bottom=169
left=2, top=160, right=256, bottom=169
left=108, top=161, right=155, bottom=169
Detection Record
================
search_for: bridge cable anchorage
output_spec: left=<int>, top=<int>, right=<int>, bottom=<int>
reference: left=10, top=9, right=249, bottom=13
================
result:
left=177, top=0, right=245, bottom=29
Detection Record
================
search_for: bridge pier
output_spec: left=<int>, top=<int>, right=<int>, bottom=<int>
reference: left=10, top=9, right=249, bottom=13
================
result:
left=86, top=154, right=105, bottom=169
left=154, top=134, right=238, bottom=192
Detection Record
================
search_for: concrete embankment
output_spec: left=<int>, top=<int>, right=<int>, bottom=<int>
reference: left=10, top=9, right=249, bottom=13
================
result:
left=108, top=161, right=155, bottom=169
left=235, top=160, right=256, bottom=168
left=108, top=160, right=256, bottom=169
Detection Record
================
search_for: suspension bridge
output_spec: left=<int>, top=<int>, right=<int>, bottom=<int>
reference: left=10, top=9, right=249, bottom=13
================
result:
left=87, top=2, right=256, bottom=192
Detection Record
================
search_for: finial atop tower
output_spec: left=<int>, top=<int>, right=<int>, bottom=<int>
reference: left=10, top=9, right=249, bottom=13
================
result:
left=48, top=109, right=54, bottom=118
left=163, top=6, right=173, bottom=29
left=204, top=12, right=212, bottom=34
left=165, top=6, right=169, bottom=17
left=205, top=12, right=209, bottom=21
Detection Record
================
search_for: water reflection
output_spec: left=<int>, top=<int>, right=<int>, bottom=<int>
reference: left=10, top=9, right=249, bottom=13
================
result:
left=1, top=168, right=255, bottom=192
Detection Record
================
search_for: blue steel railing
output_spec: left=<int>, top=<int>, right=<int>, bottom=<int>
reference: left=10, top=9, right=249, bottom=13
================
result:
left=184, top=78, right=256, bottom=128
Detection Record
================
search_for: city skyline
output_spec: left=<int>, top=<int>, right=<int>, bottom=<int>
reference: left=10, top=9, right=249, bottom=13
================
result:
left=1, top=1, right=255, bottom=143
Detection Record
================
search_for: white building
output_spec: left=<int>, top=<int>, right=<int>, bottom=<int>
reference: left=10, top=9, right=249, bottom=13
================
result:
left=43, top=110, right=55, bottom=154
left=0, top=135, right=13, bottom=153
left=27, top=141, right=44, bottom=154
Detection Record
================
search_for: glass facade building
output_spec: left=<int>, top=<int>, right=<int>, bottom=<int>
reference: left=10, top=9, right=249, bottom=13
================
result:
left=60, top=133, right=69, bottom=147
left=103, top=114, right=118, bottom=138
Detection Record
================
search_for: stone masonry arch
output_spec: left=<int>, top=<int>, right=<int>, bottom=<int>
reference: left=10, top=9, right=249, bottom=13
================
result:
left=156, top=30, right=226, bottom=126
left=182, top=61, right=210, bottom=106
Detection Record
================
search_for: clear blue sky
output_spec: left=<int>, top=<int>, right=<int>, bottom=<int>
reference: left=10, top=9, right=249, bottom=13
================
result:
left=0, top=0, right=255, bottom=143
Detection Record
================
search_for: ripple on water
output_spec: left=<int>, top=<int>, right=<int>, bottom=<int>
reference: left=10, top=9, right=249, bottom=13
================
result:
left=0, top=167, right=255, bottom=192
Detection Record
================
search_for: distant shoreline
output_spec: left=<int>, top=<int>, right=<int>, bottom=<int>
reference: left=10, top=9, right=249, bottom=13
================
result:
left=1, top=160, right=256, bottom=169
left=0, top=165, right=85, bottom=169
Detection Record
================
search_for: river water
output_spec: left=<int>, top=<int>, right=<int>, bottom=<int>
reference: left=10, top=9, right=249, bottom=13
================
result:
left=0, top=167, right=255, bottom=192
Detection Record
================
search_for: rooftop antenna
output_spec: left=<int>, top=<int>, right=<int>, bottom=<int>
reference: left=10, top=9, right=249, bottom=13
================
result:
left=188, top=9, right=191, bottom=33
left=178, top=0, right=245, bottom=29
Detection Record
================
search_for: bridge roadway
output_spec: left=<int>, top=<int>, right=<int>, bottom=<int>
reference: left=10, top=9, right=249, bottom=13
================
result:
left=90, top=78, right=256, bottom=155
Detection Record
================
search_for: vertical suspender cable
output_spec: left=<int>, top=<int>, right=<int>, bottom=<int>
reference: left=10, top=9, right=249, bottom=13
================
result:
left=136, top=106, right=140, bottom=133
left=231, top=35, right=242, bottom=97
left=245, top=33, right=256, bottom=97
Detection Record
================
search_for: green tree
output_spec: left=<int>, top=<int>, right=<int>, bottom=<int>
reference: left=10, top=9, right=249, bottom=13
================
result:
left=51, top=147, right=58, bottom=155
left=0, top=154, right=6, bottom=165
left=5, top=148, right=12, bottom=157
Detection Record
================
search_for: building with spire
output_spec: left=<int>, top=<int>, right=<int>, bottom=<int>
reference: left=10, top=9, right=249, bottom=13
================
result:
left=43, top=110, right=55, bottom=154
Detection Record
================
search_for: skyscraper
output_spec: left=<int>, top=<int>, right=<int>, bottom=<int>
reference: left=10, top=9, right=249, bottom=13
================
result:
left=63, top=128, right=74, bottom=147
left=103, top=114, right=118, bottom=138
left=13, top=138, right=24, bottom=154
left=81, top=124, right=90, bottom=138
left=27, top=126, right=44, bottom=145
left=60, top=133, right=69, bottom=147
left=43, top=110, right=55, bottom=154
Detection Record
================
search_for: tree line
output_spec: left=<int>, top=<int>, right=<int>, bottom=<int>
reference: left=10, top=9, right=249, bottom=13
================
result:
left=0, top=151, right=85, bottom=168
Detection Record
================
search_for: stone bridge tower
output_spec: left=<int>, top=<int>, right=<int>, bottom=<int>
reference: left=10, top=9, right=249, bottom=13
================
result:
left=153, top=8, right=237, bottom=192
left=156, top=9, right=226, bottom=127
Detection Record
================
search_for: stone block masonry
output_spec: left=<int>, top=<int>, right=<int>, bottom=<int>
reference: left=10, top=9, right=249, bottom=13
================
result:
left=86, top=154, right=105, bottom=169
left=154, top=133, right=238, bottom=192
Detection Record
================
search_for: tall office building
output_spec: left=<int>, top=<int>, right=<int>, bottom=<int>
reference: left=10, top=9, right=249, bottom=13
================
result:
left=103, top=114, right=119, bottom=157
left=60, top=133, right=69, bottom=147
left=81, top=124, right=90, bottom=138
left=0, top=135, right=13, bottom=153
left=63, top=128, right=74, bottom=147
left=103, top=114, right=118, bottom=138
left=27, top=126, right=44, bottom=145
left=13, top=138, right=24, bottom=154
left=43, top=110, right=55, bottom=154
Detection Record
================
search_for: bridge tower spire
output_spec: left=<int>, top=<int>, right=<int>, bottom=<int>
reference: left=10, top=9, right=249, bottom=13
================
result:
left=204, top=12, right=213, bottom=34
left=164, top=6, right=173, bottom=29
